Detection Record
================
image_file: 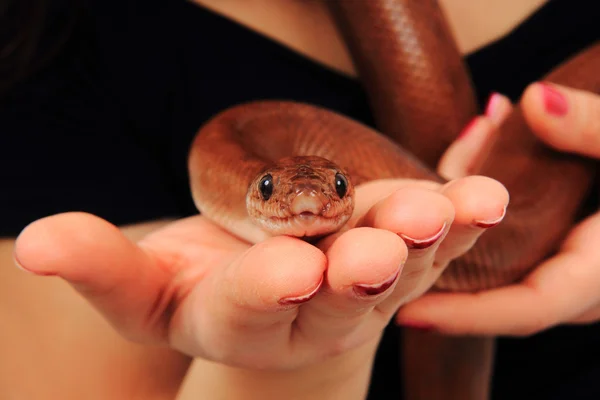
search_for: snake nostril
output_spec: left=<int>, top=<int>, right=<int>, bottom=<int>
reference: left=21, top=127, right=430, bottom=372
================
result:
left=290, top=194, right=325, bottom=216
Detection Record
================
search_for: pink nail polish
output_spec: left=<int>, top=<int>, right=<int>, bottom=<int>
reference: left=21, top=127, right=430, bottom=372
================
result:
left=399, top=222, right=447, bottom=250
left=278, top=276, right=323, bottom=305
left=541, top=83, right=568, bottom=116
left=484, top=92, right=502, bottom=119
left=354, top=270, right=400, bottom=296
left=457, top=117, right=480, bottom=140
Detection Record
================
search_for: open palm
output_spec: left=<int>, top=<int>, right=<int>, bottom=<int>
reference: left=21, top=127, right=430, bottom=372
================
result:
left=14, top=175, right=507, bottom=370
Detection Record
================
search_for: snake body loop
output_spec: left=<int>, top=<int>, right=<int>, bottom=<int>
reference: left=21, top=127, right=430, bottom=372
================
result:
left=189, top=10, right=600, bottom=291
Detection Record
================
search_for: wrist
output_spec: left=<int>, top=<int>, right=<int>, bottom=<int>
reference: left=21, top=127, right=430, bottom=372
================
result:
left=176, top=337, right=380, bottom=400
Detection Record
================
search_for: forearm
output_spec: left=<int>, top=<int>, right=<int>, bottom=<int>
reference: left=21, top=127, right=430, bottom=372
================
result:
left=176, top=337, right=380, bottom=400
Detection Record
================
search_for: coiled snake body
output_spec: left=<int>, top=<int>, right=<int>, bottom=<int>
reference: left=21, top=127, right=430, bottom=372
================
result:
left=188, top=1, right=600, bottom=398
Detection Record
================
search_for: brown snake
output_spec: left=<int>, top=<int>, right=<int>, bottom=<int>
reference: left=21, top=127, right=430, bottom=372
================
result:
left=188, top=1, right=600, bottom=399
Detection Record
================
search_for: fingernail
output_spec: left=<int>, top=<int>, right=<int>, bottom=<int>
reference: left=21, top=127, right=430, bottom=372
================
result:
left=398, top=320, right=436, bottom=332
left=399, top=222, right=447, bottom=249
left=540, top=82, right=568, bottom=116
left=473, top=205, right=507, bottom=228
left=354, top=269, right=400, bottom=297
left=457, top=117, right=480, bottom=140
left=484, top=92, right=502, bottom=119
left=278, top=276, right=323, bottom=305
left=12, top=252, right=32, bottom=274
left=13, top=252, right=56, bottom=276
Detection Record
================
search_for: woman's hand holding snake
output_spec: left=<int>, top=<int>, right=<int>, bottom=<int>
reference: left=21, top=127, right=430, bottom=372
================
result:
left=12, top=173, right=506, bottom=377
left=397, top=83, right=600, bottom=336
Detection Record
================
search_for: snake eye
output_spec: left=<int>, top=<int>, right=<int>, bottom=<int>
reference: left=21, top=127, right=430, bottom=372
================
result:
left=334, top=173, right=348, bottom=199
left=258, top=174, right=274, bottom=201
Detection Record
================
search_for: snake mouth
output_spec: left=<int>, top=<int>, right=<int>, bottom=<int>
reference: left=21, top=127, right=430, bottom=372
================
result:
left=256, top=213, right=350, bottom=238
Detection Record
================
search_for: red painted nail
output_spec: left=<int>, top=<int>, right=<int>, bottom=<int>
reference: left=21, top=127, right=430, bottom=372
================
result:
left=541, top=83, right=568, bottom=116
left=278, top=276, right=323, bottom=305
left=484, top=92, right=502, bottom=119
left=354, top=270, right=400, bottom=296
left=473, top=205, right=507, bottom=228
left=457, top=117, right=480, bottom=140
left=399, top=222, right=446, bottom=250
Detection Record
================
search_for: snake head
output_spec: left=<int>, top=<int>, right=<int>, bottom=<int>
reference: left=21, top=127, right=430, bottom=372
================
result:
left=246, top=155, right=355, bottom=238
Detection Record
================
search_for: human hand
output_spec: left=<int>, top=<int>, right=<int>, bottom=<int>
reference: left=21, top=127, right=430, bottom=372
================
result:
left=13, top=175, right=506, bottom=371
left=397, top=82, right=600, bottom=335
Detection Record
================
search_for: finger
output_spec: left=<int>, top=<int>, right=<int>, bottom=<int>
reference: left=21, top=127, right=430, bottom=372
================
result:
left=396, top=249, right=600, bottom=336
left=398, top=212, right=600, bottom=335
left=570, top=305, right=600, bottom=324
left=13, top=212, right=177, bottom=342
left=347, top=179, right=440, bottom=227
left=560, top=212, right=600, bottom=324
left=434, top=176, right=509, bottom=266
left=357, top=186, right=454, bottom=307
left=395, top=176, right=508, bottom=300
left=170, top=235, right=327, bottom=367
left=521, top=82, right=600, bottom=158
left=437, top=117, right=497, bottom=180
left=291, top=228, right=406, bottom=346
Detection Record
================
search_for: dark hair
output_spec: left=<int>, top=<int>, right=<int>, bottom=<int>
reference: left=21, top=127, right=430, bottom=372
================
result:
left=0, top=0, right=81, bottom=95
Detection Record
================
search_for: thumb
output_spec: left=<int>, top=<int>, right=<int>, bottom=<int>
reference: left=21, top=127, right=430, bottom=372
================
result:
left=13, top=212, right=173, bottom=343
left=521, top=82, right=600, bottom=158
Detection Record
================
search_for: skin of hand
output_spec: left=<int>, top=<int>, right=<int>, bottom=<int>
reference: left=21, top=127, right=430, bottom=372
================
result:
left=13, top=176, right=506, bottom=377
left=397, top=82, right=600, bottom=336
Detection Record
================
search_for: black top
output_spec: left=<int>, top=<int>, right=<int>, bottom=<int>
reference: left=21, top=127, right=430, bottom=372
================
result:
left=1, top=1, right=599, bottom=399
